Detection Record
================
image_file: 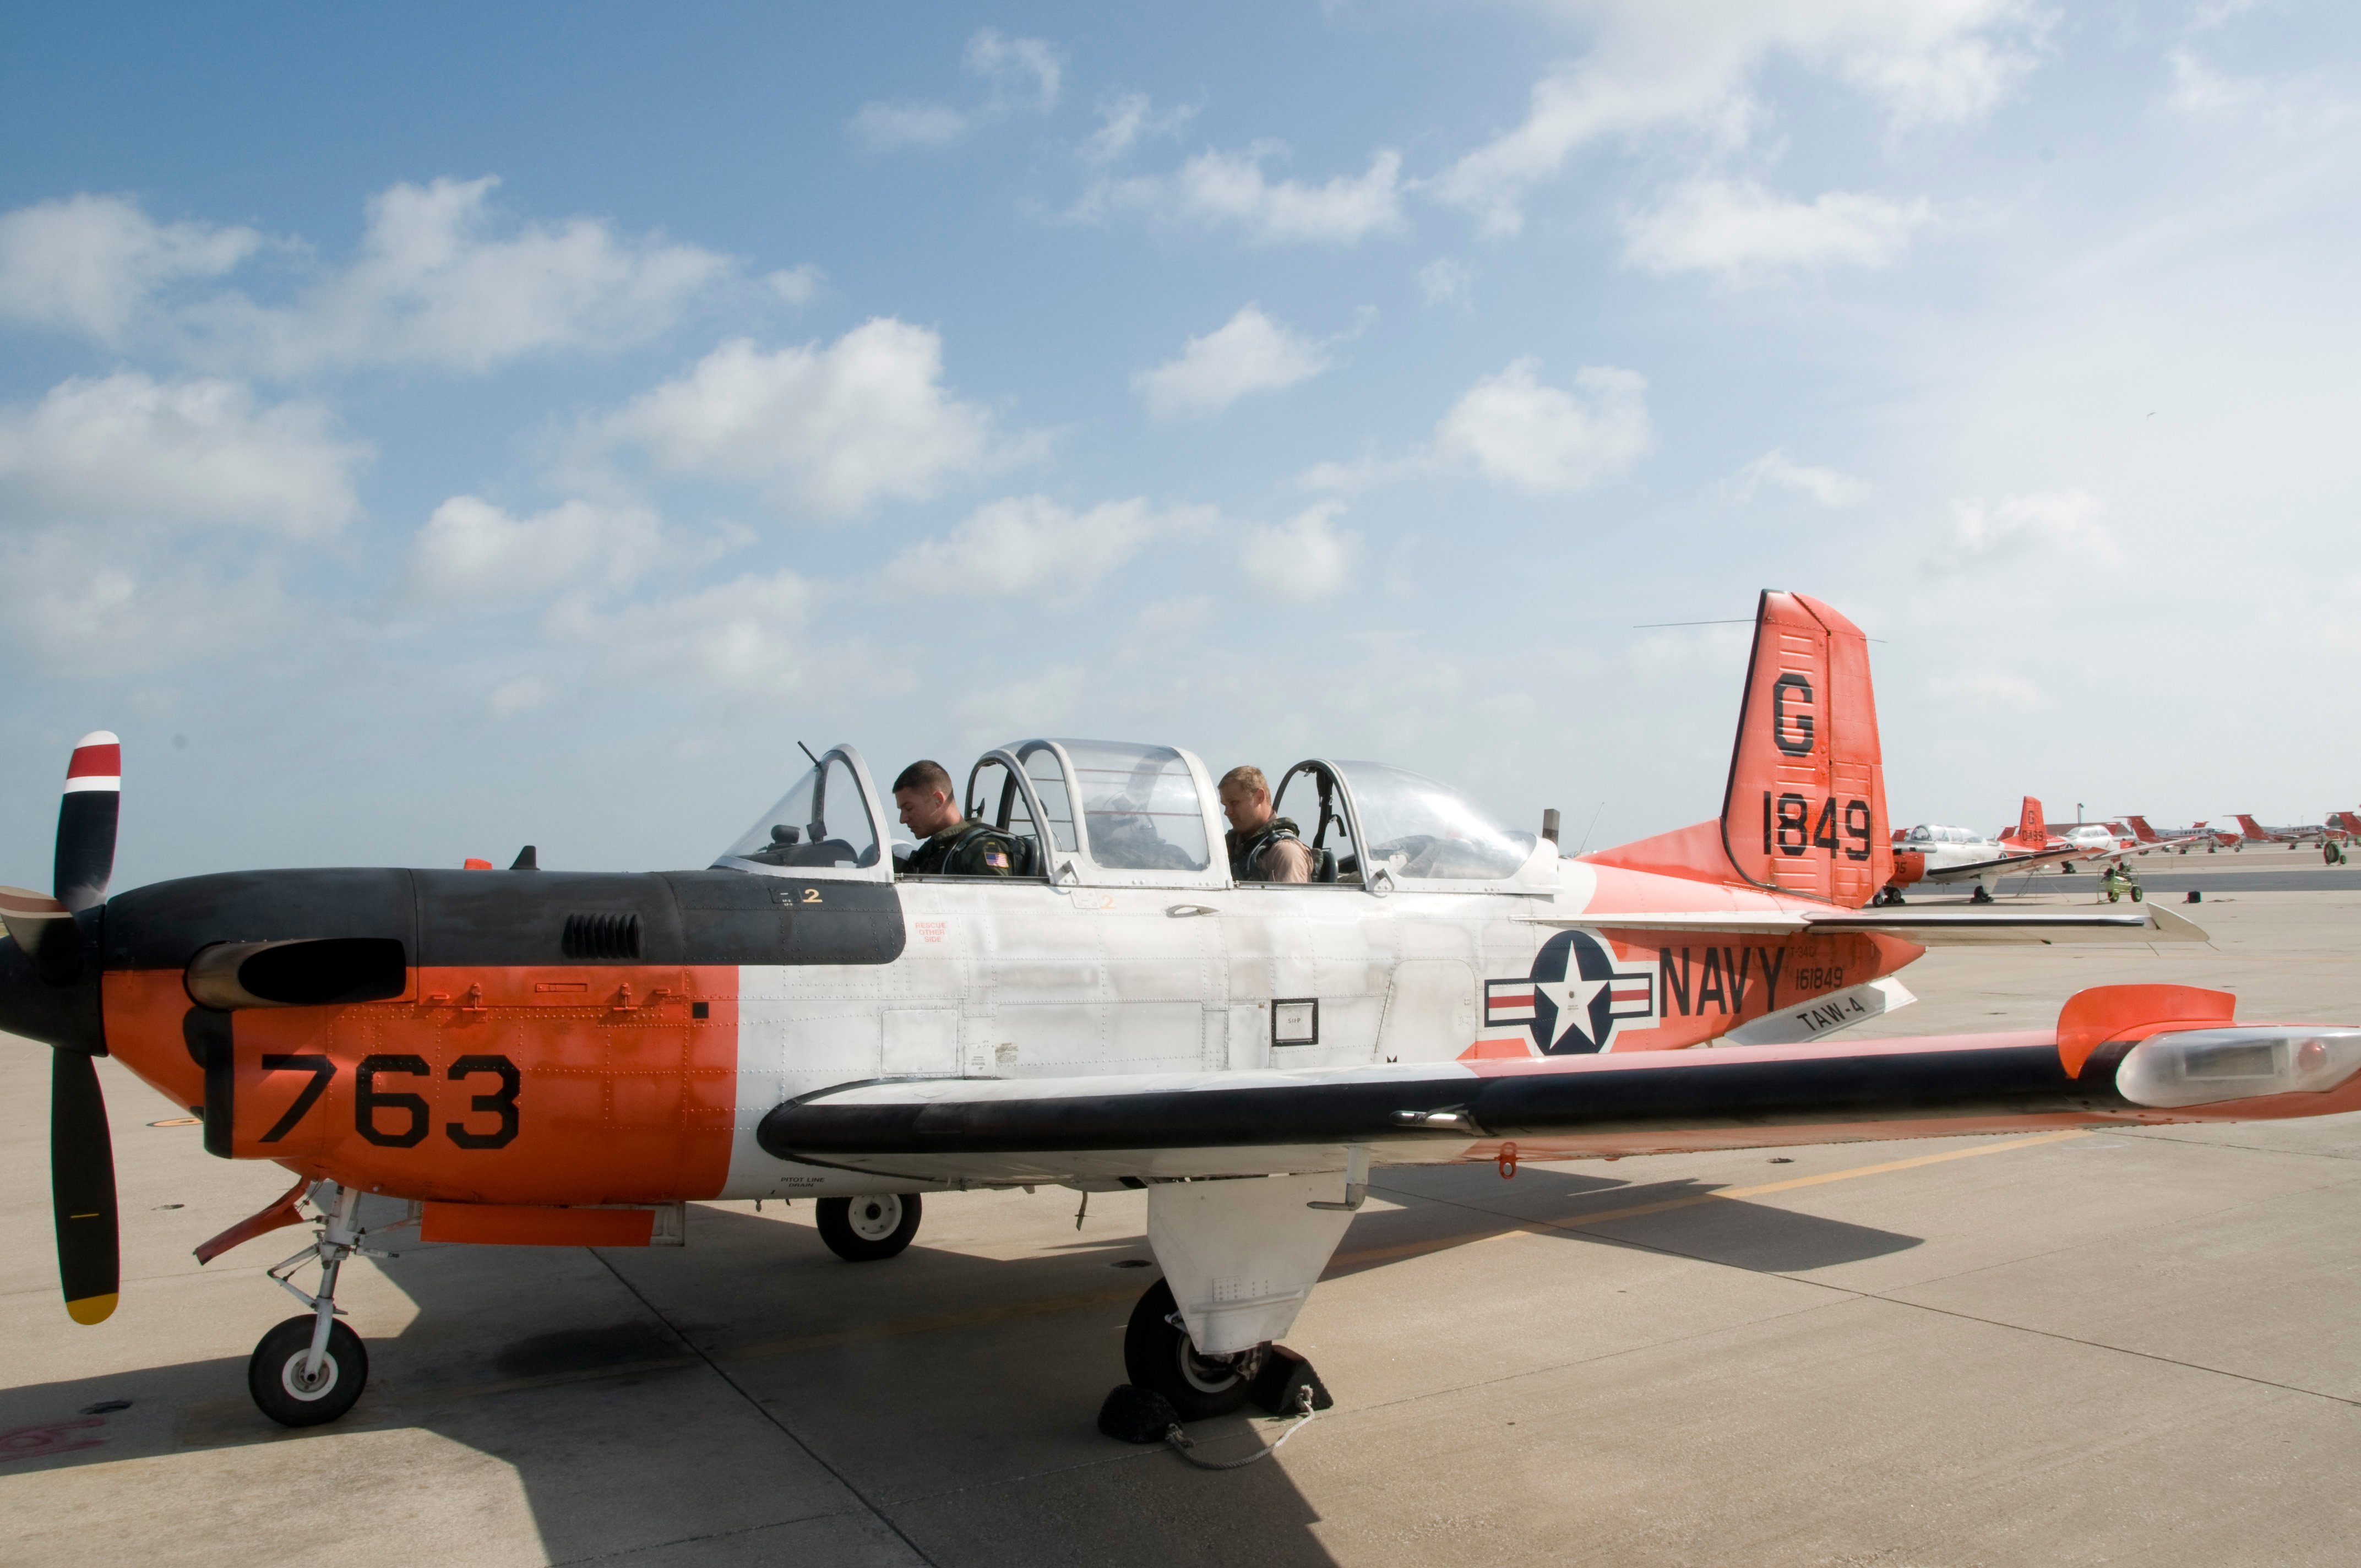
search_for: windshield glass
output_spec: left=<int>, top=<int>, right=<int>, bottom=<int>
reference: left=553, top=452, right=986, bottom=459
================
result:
left=716, top=751, right=881, bottom=870
left=1336, top=761, right=1534, bottom=881
left=1056, top=740, right=1210, bottom=872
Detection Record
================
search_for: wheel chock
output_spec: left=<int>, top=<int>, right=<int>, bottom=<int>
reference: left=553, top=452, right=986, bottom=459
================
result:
left=1249, top=1345, right=1334, bottom=1416
left=1097, top=1384, right=1181, bottom=1444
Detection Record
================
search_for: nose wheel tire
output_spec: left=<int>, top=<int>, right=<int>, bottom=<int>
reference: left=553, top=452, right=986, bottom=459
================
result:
left=817, top=1193, right=922, bottom=1261
left=248, top=1314, right=368, bottom=1428
left=1123, top=1277, right=1264, bottom=1421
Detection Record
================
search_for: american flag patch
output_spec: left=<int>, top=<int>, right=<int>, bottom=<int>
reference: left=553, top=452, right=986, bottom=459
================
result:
left=1484, top=980, right=1537, bottom=1026
left=983, top=851, right=1009, bottom=868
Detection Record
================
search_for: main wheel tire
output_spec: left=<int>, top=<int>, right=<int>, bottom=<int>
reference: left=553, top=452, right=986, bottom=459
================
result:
left=248, top=1314, right=368, bottom=1428
left=817, top=1193, right=922, bottom=1261
left=1122, top=1278, right=1262, bottom=1422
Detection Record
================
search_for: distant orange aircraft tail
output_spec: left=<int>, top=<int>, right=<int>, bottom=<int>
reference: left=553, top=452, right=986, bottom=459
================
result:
left=2125, top=814, right=2158, bottom=842
left=2332, top=810, right=2361, bottom=836
left=2001, top=796, right=2044, bottom=850
left=2234, top=814, right=2269, bottom=838
left=1587, top=590, right=1889, bottom=906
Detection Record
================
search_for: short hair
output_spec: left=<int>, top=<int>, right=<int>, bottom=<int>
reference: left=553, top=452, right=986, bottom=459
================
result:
left=894, top=760, right=954, bottom=797
left=1217, top=765, right=1269, bottom=797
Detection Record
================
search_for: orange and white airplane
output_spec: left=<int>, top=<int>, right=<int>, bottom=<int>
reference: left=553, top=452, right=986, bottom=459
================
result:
left=8, top=590, right=2357, bottom=1433
left=1881, top=797, right=2082, bottom=903
left=2229, top=814, right=2335, bottom=850
left=2123, top=816, right=2237, bottom=854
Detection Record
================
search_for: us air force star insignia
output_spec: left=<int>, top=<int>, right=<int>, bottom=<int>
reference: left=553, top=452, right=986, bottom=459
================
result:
left=1519, top=929, right=1658, bottom=1055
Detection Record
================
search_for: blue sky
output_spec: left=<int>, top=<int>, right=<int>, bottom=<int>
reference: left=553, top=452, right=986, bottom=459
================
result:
left=3, top=2, right=2357, bottom=886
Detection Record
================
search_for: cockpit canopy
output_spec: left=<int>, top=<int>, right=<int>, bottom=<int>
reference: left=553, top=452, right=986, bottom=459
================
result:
left=1899, top=825, right=1985, bottom=846
left=714, top=739, right=1548, bottom=890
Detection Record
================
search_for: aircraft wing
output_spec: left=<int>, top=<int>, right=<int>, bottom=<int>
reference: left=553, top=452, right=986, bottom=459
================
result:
left=757, top=997, right=2351, bottom=1187
left=1523, top=904, right=2205, bottom=944
left=1918, top=845, right=2084, bottom=880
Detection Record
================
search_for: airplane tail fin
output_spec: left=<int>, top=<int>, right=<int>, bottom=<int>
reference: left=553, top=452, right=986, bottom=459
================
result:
left=2003, top=796, right=2044, bottom=848
left=2234, top=814, right=2267, bottom=837
left=1586, top=590, right=1888, bottom=906
left=2125, top=814, right=2156, bottom=842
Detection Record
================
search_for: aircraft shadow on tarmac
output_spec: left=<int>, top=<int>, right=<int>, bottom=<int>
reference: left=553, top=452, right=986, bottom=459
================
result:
left=0, top=1172, right=1921, bottom=1566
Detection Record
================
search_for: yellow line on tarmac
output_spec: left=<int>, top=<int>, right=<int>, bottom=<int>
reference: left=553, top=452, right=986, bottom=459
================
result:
left=725, top=1131, right=2096, bottom=1360
left=1332, top=1129, right=2092, bottom=1270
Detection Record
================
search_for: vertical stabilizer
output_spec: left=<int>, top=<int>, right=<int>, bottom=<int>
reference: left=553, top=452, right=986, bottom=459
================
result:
left=1716, top=591, right=1889, bottom=906
left=2004, top=796, right=2045, bottom=848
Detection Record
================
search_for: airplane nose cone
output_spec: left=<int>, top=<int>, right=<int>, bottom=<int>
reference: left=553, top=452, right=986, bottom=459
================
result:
left=0, top=913, right=105, bottom=1054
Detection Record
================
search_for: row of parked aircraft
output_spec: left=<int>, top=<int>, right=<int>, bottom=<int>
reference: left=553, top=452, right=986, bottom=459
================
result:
left=1881, top=802, right=2358, bottom=903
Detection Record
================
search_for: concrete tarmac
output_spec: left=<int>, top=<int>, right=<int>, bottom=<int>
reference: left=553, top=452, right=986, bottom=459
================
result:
left=6, top=877, right=2359, bottom=1566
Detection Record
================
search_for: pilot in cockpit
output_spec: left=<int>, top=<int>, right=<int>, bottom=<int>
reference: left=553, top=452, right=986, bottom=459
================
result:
left=893, top=760, right=1023, bottom=877
left=1217, top=765, right=1313, bottom=883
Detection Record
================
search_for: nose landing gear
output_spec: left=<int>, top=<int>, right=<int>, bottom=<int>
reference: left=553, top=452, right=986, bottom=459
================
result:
left=248, top=1183, right=386, bottom=1427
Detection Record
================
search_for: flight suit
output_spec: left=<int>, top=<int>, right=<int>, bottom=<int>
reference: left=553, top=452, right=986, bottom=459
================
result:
left=904, top=819, right=1024, bottom=877
left=1227, top=816, right=1313, bottom=883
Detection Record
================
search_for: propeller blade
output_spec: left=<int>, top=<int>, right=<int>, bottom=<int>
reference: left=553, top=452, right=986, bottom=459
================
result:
left=55, top=731, right=120, bottom=913
left=0, top=884, right=86, bottom=987
left=52, top=1051, right=119, bottom=1325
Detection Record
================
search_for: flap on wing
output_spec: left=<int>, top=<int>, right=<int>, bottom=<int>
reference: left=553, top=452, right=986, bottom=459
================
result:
left=1524, top=905, right=2204, bottom=945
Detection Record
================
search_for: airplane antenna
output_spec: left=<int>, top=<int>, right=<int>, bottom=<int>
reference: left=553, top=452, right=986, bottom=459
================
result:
left=797, top=740, right=823, bottom=770
left=1573, top=801, right=1605, bottom=856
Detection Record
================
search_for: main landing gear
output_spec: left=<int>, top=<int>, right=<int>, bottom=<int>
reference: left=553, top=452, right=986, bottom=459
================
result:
left=816, top=1193, right=923, bottom=1261
left=1124, top=1278, right=1263, bottom=1419
left=249, top=1184, right=383, bottom=1427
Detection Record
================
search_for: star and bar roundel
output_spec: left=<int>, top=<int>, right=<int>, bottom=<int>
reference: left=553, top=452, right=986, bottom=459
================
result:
left=1484, top=930, right=1657, bottom=1054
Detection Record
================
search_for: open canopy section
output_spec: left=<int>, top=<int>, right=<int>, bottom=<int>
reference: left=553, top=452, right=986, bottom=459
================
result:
left=714, top=745, right=890, bottom=880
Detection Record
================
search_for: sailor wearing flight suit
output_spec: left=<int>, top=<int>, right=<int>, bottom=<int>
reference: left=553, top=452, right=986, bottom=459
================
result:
left=1217, top=764, right=1314, bottom=883
left=893, top=759, right=1024, bottom=876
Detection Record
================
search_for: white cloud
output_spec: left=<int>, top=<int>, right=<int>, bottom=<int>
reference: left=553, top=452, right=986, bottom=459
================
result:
left=0, top=372, right=365, bottom=676
left=1242, top=502, right=1358, bottom=600
left=1623, top=177, right=1932, bottom=280
left=0, top=194, right=260, bottom=341
left=1433, top=360, right=1653, bottom=494
left=1418, top=258, right=1475, bottom=307
left=190, top=176, right=730, bottom=374
left=546, top=570, right=813, bottom=694
left=852, top=28, right=1062, bottom=149
left=886, top=495, right=1208, bottom=600
left=2166, top=49, right=2353, bottom=134
left=1722, top=447, right=1872, bottom=506
left=0, top=532, right=299, bottom=678
left=766, top=264, right=824, bottom=304
left=1301, top=358, right=1652, bottom=496
left=1932, top=489, right=2120, bottom=569
left=1090, top=146, right=1406, bottom=246
left=965, top=28, right=1062, bottom=112
left=1131, top=305, right=1332, bottom=420
left=1079, top=92, right=1196, bottom=165
left=584, top=319, right=1018, bottom=516
left=850, top=101, right=973, bottom=150
left=487, top=676, right=553, bottom=716
left=0, top=372, right=366, bottom=537
left=402, top=496, right=669, bottom=606
left=1430, top=2, right=2045, bottom=237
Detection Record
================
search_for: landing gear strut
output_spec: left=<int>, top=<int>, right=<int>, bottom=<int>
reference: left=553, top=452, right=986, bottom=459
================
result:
left=249, top=1184, right=379, bottom=1427
left=1123, top=1277, right=1265, bottom=1420
left=1970, top=885, right=1995, bottom=905
left=817, top=1193, right=922, bottom=1261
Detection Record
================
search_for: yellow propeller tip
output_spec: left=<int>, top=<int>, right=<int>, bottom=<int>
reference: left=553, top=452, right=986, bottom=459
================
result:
left=66, top=1292, right=117, bottom=1325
